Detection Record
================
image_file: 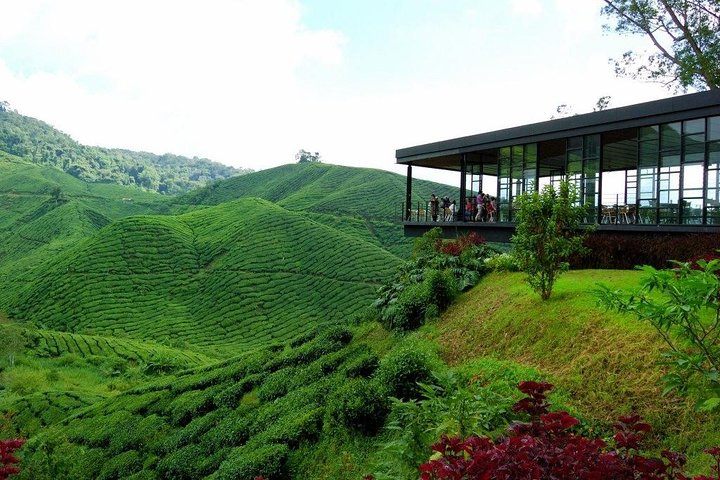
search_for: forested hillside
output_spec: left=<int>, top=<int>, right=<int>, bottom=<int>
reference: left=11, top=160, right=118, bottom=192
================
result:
left=0, top=102, right=251, bottom=194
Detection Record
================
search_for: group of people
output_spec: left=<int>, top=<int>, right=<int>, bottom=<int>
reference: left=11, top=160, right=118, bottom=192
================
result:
left=428, top=192, right=497, bottom=222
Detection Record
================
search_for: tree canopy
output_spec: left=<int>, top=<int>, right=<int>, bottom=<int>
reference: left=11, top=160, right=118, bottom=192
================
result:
left=295, top=149, right=321, bottom=163
left=602, top=0, right=720, bottom=90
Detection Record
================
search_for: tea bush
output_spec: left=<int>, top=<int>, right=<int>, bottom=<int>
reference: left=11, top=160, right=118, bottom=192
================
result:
left=376, top=345, right=436, bottom=401
left=211, top=443, right=289, bottom=480
left=326, top=378, right=388, bottom=434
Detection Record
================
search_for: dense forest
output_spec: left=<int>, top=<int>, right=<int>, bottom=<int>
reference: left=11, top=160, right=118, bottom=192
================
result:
left=0, top=101, right=251, bottom=194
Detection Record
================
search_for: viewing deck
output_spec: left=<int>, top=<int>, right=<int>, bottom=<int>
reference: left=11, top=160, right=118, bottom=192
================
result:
left=396, top=90, right=720, bottom=241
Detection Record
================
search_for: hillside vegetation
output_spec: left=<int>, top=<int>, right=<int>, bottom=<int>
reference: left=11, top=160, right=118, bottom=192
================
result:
left=0, top=105, right=250, bottom=193
left=5, top=198, right=401, bottom=353
left=179, top=162, right=458, bottom=221
left=429, top=270, right=720, bottom=473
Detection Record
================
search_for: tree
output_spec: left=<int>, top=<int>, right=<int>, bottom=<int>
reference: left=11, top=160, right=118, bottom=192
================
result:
left=597, top=259, right=720, bottom=410
left=511, top=180, right=588, bottom=300
left=295, top=149, right=321, bottom=163
left=602, top=0, right=720, bottom=90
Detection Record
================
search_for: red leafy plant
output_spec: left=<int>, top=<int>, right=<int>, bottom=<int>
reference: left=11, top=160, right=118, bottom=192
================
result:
left=435, top=232, right=486, bottom=257
left=418, top=381, right=720, bottom=480
left=0, top=438, right=25, bottom=480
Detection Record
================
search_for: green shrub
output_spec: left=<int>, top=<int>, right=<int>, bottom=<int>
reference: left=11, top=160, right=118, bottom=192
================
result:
left=382, top=282, right=430, bottom=332
left=344, top=352, right=380, bottom=379
left=156, top=444, right=204, bottom=480
left=213, top=374, right=262, bottom=409
left=211, top=443, right=289, bottom=480
left=376, top=345, right=436, bottom=401
left=253, top=406, right=324, bottom=447
left=97, top=450, right=142, bottom=480
left=201, top=406, right=255, bottom=451
left=257, top=367, right=296, bottom=402
left=326, top=378, right=388, bottom=434
left=484, top=252, right=520, bottom=272
left=424, top=268, right=457, bottom=311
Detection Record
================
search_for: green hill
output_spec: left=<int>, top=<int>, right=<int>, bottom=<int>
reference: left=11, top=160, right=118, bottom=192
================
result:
left=5, top=198, right=401, bottom=353
left=179, top=162, right=458, bottom=221
left=0, top=156, right=171, bottom=282
left=0, top=104, right=250, bottom=193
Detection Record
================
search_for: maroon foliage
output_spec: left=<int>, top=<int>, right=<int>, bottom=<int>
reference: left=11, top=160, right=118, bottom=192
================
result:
left=435, top=232, right=486, bottom=257
left=0, top=438, right=25, bottom=480
left=418, top=382, right=720, bottom=480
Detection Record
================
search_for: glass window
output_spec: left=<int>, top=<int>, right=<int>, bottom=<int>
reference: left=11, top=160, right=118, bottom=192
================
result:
left=639, top=126, right=659, bottom=141
left=709, top=117, right=720, bottom=141
left=661, top=122, right=682, bottom=150
left=684, top=134, right=705, bottom=163
left=661, top=150, right=681, bottom=167
left=710, top=141, right=720, bottom=169
left=683, top=118, right=705, bottom=135
left=584, top=134, right=600, bottom=158
left=683, top=163, right=704, bottom=190
left=525, top=143, right=537, bottom=162
left=568, top=137, right=582, bottom=149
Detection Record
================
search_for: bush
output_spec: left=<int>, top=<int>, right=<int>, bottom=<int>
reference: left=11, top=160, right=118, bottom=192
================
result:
left=382, top=282, right=430, bottom=332
left=344, top=352, right=380, bottom=379
left=484, top=252, right=520, bottom=272
left=417, top=381, right=720, bottom=480
left=97, top=450, right=142, bottom=480
left=326, top=379, right=389, bottom=434
left=376, top=345, right=435, bottom=401
left=424, top=269, right=456, bottom=311
left=211, top=443, right=289, bottom=480
left=257, top=368, right=297, bottom=402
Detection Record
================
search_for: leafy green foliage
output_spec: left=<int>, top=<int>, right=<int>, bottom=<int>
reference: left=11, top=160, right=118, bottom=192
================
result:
left=374, top=229, right=496, bottom=331
left=511, top=180, right=588, bottom=300
left=372, top=371, right=514, bottom=480
left=326, top=378, right=389, bottom=434
left=602, top=0, right=720, bottom=90
left=376, top=343, right=437, bottom=401
left=597, top=259, right=720, bottom=410
left=0, top=107, right=249, bottom=193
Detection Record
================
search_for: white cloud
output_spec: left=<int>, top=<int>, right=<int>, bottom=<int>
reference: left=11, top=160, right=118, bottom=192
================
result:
left=511, top=0, right=543, bottom=16
left=0, top=0, right=346, bottom=166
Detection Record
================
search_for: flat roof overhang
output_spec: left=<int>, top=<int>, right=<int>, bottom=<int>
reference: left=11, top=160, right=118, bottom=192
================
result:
left=396, top=89, right=720, bottom=169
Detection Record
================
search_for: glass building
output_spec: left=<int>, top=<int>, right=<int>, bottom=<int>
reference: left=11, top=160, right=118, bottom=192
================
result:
left=397, top=90, right=720, bottom=239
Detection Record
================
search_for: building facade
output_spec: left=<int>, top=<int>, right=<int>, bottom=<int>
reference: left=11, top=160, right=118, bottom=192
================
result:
left=397, top=90, right=720, bottom=238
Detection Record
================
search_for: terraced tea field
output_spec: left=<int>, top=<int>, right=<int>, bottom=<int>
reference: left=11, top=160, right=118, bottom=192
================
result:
left=7, top=199, right=401, bottom=351
left=180, top=162, right=459, bottom=221
left=30, top=329, right=213, bottom=366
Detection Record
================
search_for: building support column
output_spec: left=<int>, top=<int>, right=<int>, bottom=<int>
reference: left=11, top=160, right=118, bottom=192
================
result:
left=405, top=164, right=412, bottom=221
left=459, top=154, right=467, bottom=221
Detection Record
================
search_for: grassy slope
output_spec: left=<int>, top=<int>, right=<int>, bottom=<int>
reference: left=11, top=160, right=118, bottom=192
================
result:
left=178, top=162, right=458, bottom=220
left=6, top=198, right=401, bottom=353
left=427, top=270, right=720, bottom=472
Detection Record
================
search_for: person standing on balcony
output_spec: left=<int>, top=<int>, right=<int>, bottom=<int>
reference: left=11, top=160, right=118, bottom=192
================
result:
left=430, top=194, right=439, bottom=221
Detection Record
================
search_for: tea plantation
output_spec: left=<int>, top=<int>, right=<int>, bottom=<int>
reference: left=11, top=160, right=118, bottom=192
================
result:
left=4, top=198, right=401, bottom=352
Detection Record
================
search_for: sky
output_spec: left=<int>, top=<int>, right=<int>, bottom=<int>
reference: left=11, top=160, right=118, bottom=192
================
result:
left=0, top=0, right=677, bottom=182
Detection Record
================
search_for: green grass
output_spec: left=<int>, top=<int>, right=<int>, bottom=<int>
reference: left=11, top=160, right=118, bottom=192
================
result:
left=426, top=270, right=720, bottom=473
left=5, top=198, right=401, bottom=352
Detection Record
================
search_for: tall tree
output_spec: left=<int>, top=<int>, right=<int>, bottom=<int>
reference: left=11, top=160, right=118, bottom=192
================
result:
left=602, top=0, right=720, bottom=90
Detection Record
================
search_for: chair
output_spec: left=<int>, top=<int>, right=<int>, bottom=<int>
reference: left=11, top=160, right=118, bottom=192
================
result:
left=601, top=206, right=617, bottom=224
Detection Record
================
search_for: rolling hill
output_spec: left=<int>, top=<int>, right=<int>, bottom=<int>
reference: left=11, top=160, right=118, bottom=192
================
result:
left=5, top=198, right=401, bottom=353
left=0, top=104, right=250, bottom=193
left=178, top=162, right=459, bottom=221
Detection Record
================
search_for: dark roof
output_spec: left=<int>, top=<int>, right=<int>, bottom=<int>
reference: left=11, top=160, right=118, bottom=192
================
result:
left=396, top=89, right=720, bottom=165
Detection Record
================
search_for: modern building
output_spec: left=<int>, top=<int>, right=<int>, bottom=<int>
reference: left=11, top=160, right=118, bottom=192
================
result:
left=396, top=89, right=720, bottom=240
